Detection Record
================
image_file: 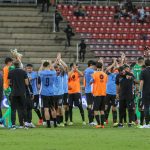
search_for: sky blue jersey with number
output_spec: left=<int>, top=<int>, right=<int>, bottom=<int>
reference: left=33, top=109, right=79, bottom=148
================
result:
left=27, top=71, right=39, bottom=95
left=106, top=72, right=118, bottom=95
left=39, top=70, right=56, bottom=96
left=63, top=73, right=68, bottom=94
left=54, top=74, right=64, bottom=96
left=84, top=67, right=94, bottom=93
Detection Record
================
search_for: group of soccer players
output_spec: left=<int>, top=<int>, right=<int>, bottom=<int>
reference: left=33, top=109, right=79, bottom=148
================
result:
left=0, top=52, right=150, bottom=129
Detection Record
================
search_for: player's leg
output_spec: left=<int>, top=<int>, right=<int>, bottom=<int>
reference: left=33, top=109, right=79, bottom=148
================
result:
left=50, top=96, right=57, bottom=127
left=118, top=99, right=126, bottom=127
left=104, top=94, right=111, bottom=124
left=111, top=95, right=118, bottom=126
left=144, top=102, right=150, bottom=125
left=99, top=96, right=105, bottom=128
left=33, top=95, right=43, bottom=125
left=68, top=94, right=73, bottom=124
left=63, top=93, right=69, bottom=125
left=42, top=96, right=51, bottom=128
left=57, top=95, right=64, bottom=126
left=93, top=96, right=101, bottom=127
left=75, top=93, right=85, bottom=124
left=86, top=93, right=94, bottom=125
left=10, top=96, right=17, bottom=128
left=127, top=99, right=135, bottom=127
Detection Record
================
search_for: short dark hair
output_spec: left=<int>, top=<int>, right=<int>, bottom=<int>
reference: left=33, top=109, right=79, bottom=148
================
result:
left=5, top=57, right=13, bottom=64
left=70, top=63, right=78, bottom=68
left=145, top=59, right=150, bottom=67
left=96, top=62, right=102, bottom=69
left=43, top=62, right=50, bottom=67
left=26, top=64, right=33, bottom=67
left=138, top=57, right=144, bottom=62
left=118, top=66, right=124, bottom=72
left=88, top=60, right=95, bottom=67
left=13, top=61, right=20, bottom=68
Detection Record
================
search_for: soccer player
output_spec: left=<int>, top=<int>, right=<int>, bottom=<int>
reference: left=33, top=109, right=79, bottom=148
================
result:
left=53, top=65, right=64, bottom=126
left=91, top=62, right=108, bottom=128
left=105, top=58, right=118, bottom=127
left=26, top=64, right=43, bottom=125
left=8, top=61, right=29, bottom=129
left=3, top=57, right=13, bottom=127
left=116, top=65, right=135, bottom=127
left=133, top=57, right=144, bottom=123
left=84, top=60, right=96, bottom=125
left=68, top=63, right=86, bottom=125
left=39, top=61, right=57, bottom=128
left=139, top=59, right=150, bottom=128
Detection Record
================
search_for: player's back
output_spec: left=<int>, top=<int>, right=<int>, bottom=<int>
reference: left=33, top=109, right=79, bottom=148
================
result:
left=92, top=71, right=108, bottom=96
left=39, top=70, right=56, bottom=96
left=84, top=67, right=94, bottom=93
left=54, top=74, right=64, bottom=96
left=68, top=71, right=80, bottom=94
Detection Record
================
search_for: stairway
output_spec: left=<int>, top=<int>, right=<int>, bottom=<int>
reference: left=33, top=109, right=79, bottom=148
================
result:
left=0, top=6, right=94, bottom=70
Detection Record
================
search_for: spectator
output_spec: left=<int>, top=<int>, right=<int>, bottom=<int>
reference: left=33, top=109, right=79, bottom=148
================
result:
left=79, top=40, right=86, bottom=62
left=64, top=24, right=75, bottom=47
left=125, top=0, right=133, bottom=13
left=117, top=0, right=125, bottom=10
left=138, top=6, right=145, bottom=23
left=41, top=0, right=50, bottom=12
left=73, top=3, right=86, bottom=17
left=0, top=72, right=3, bottom=127
left=55, top=10, right=63, bottom=32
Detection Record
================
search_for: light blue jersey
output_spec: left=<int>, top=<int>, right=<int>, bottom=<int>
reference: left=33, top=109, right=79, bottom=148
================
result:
left=63, top=73, right=68, bottom=94
left=54, top=74, right=64, bottom=96
left=106, top=72, right=118, bottom=95
left=84, top=67, right=94, bottom=93
left=27, top=71, right=39, bottom=95
left=39, top=70, right=56, bottom=96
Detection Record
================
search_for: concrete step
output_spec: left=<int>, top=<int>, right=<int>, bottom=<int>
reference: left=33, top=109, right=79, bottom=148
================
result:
left=0, top=10, right=55, bottom=17
left=0, top=27, right=52, bottom=33
left=0, top=38, right=79, bottom=46
left=0, top=33, right=72, bottom=39
left=0, top=45, right=77, bottom=51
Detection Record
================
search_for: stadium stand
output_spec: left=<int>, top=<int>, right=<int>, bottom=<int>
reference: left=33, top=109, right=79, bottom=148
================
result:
left=58, top=4, right=150, bottom=64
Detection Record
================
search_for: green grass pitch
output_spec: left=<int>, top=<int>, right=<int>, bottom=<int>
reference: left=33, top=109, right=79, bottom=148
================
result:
left=0, top=109, right=150, bottom=150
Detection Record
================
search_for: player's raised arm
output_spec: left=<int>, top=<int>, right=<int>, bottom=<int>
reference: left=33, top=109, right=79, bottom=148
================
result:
left=105, top=58, right=117, bottom=72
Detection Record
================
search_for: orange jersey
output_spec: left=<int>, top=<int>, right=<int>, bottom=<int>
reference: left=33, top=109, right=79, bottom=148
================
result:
left=68, top=71, right=80, bottom=94
left=92, top=71, right=108, bottom=96
left=3, top=66, right=9, bottom=89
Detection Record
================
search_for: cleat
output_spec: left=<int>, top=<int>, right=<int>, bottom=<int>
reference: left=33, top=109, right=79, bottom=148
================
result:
left=59, top=123, right=65, bottom=127
left=118, top=123, right=124, bottom=128
left=37, top=119, right=43, bottom=126
left=82, top=121, right=86, bottom=126
left=113, top=123, right=118, bottom=127
left=18, top=126, right=24, bottom=129
left=139, top=125, right=150, bottom=129
left=11, top=125, right=16, bottom=130
left=101, top=125, right=105, bottom=128
left=28, top=123, right=36, bottom=128
left=43, top=122, right=47, bottom=126
left=95, top=125, right=101, bottom=128
left=128, top=123, right=133, bottom=127
left=69, top=122, right=73, bottom=126
left=64, top=122, right=68, bottom=126
left=89, top=122, right=97, bottom=126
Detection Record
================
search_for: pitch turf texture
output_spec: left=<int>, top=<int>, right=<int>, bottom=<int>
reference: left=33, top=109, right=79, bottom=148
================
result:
left=0, top=109, right=150, bottom=150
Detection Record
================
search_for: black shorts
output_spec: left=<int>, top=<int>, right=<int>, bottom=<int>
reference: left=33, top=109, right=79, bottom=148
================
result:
left=68, top=93, right=82, bottom=107
left=93, top=96, right=105, bottom=111
left=33, top=94, right=39, bottom=109
left=63, top=93, right=69, bottom=105
left=119, top=99, right=135, bottom=110
left=54, top=95, right=63, bottom=109
left=85, top=93, right=94, bottom=106
left=105, top=94, right=117, bottom=107
left=41, top=95, right=54, bottom=109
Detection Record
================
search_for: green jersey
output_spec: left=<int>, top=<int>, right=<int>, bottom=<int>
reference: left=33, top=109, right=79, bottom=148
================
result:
left=133, top=64, right=142, bottom=80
